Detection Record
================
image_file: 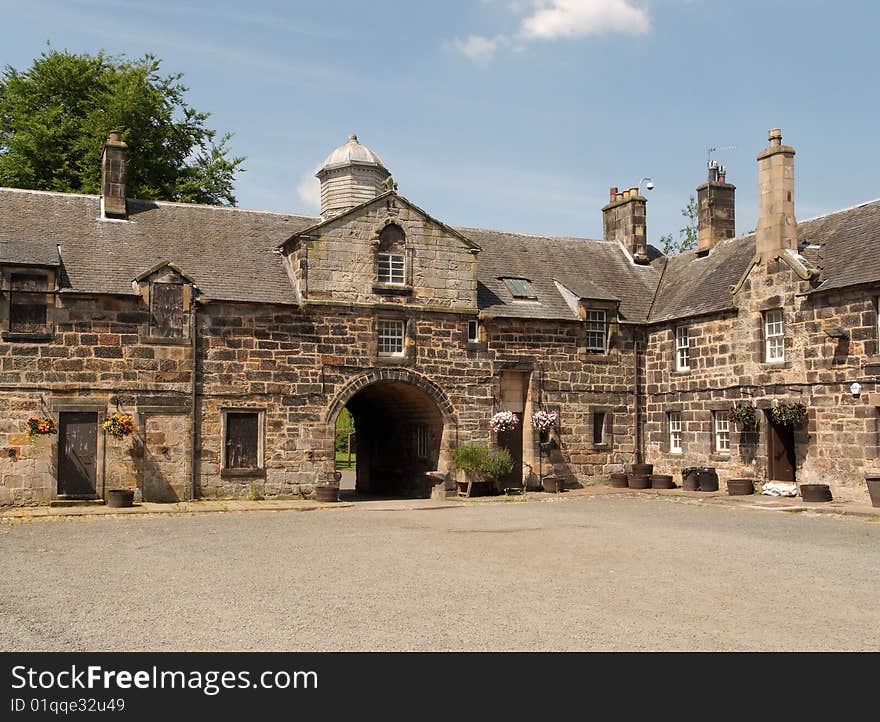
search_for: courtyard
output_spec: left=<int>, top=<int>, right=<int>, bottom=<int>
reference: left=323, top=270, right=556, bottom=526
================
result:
left=1, top=494, right=879, bottom=652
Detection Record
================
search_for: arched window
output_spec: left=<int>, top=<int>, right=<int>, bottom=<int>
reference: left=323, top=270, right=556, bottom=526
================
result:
left=377, top=224, right=406, bottom=285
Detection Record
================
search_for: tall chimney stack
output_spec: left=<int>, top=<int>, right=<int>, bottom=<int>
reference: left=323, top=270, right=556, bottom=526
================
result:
left=602, top=187, right=649, bottom=263
left=696, top=161, right=736, bottom=254
left=756, top=128, right=796, bottom=259
left=101, top=130, right=128, bottom=219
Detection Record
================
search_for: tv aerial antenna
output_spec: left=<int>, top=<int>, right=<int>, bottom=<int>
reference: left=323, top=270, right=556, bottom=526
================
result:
left=707, top=145, right=736, bottom=164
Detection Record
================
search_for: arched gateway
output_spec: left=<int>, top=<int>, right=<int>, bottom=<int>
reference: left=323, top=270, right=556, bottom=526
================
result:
left=325, top=369, right=457, bottom=497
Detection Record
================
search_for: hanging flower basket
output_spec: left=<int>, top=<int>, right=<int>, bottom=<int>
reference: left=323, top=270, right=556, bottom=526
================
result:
left=490, top=411, right=519, bottom=434
left=531, top=409, right=559, bottom=434
left=727, top=404, right=758, bottom=428
left=102, top=412, right=136, bottom=439
left=25, top=416, right=57, bottom=436
left=770, top=402, right=808, bottom=427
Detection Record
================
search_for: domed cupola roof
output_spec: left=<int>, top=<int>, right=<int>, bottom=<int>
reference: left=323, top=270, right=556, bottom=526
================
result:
left=318, top=134, right=388, bottom=174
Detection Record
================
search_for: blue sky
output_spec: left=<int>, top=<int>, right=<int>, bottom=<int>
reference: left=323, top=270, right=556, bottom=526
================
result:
left=3, top=0, right=879, bottom=242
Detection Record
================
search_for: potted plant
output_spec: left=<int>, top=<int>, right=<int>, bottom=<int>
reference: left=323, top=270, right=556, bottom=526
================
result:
left=770, top=402, right=808, bottom=427
left=25, top=416, right=57, bottom=437
left=102, top=412, right=136, bottom=439
left=481, top=448, right=514, bottom=495
left=452, top=443, right=490, bottom=496
left=490, top=411, right=519, bottom=435
left=531, top=409, right=559, bottom=444
left=728, top=404, right=758, bottom=429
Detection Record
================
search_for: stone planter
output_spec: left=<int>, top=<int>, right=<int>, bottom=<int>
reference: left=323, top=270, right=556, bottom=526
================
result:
left=314, top=485, right=340, bottom=503
left=865, top=476, right=880, bottom=508
left=800, top=483, right=832, bottom=503
left=727, top=479, right=755, bottom=496
left=107, top=489, right=134, bottom=508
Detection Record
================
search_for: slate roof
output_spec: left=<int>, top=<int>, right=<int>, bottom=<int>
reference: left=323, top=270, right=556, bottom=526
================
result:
left=1, top=186, right=877, bottom=322
left=647, top=198, right=880, bottom=324
left=0, top=188, right=317, bottom=304
left=458, top=227, right=660, bottom=322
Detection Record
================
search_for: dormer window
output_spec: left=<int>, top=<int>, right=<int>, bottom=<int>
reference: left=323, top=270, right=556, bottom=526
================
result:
left=149, top=282, right=186, bottom=338
left=502, top=277, right=536, bottom=300
left=377, top=224, right=407, bottom=286
left=585, top=309, right=607, bottom=353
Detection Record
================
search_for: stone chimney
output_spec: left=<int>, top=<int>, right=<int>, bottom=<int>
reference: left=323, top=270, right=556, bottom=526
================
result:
left=602, top=187, right=648, bottom=263
left=101, top=130, right=128, bottom=219
left=756, top=128, right=796, bottom=259
left=696, top=161, right=736, bottom=254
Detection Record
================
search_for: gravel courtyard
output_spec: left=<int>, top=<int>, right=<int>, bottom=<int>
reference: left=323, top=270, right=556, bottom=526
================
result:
left=2, top=496, right=879, bottom=651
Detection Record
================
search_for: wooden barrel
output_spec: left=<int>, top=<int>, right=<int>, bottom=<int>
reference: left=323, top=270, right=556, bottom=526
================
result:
left=609, top=473, right=629, bottom=488
left=682, top=467, right=700, bottom=491
left=628, top=474, right=651, bottom=490
left=631, top=463, right=654, bottom=476
left=651, top=474, right=675, bottom=489
left=800, top=484, right=832, bottom=503
left=727, top=479, right=755, bottom=496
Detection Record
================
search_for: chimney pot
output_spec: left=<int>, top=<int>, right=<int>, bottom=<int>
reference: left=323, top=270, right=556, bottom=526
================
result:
left=602, top=183, right=649, bottom=263
left=609, top=187, right=618, bottom=201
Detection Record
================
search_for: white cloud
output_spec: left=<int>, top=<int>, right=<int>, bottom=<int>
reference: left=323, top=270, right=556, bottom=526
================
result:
left=520, top=0, right=650, bottom=39
left=450, top=35, right=505, bottom=64
left=296, top=174, right=321, bottom=210
left=450, top=0, right=650, bottom=62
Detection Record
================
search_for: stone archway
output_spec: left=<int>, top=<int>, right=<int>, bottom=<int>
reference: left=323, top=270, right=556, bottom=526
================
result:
left=326, top=369, right=457, bottom=497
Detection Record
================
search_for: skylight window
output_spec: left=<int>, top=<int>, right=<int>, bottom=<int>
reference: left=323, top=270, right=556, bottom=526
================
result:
left=502, top=277, right=536, bottom=299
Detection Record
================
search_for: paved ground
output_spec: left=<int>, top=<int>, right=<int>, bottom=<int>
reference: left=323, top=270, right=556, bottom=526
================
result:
left=2, top=494, right=879, bottom=651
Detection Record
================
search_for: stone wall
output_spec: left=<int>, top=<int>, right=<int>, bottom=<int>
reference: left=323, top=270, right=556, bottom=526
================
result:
left=644, top=259, right=880, bottom=502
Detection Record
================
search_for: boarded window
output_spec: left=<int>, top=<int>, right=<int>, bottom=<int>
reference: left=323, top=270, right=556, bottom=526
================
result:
left=150, top=283, right=185, bottom=338
left=224, top=412, right=260, bottom=470
left=9, top=273, right=48, bottom=333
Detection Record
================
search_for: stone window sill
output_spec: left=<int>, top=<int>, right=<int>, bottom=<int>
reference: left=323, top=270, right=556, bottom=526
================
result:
left=466, top=341, right=488, bottom=352
left=709, top=454, right=731, bottom=462
left=2, top=331, right=53, bottom=343
left=221, top=468, right=266, bottom=479
left=373, top=283, right=413, bottom=296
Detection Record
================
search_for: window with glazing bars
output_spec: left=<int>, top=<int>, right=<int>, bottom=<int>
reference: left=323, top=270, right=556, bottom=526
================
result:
left=378, top=253, right=405, bottom=284
left=675, top=326, right=690, bottom=370
left=714, top=412, right=730, bottom=453
left=585, top=310, right=607, bottom=353
left=764, top=309, right=785, bottom=362
left=378, top=320, right=405, bottom=356
left=669, top=412, right=683, bottom=453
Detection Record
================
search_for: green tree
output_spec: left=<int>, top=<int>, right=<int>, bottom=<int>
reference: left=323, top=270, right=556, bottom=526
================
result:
left=335, top=408, right=355, bottom=454
left=0, top=49, right=245, bottom=205
left=660, top=195, right=699, bottom=256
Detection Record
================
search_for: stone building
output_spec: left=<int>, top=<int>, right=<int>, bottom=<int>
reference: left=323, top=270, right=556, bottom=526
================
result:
left=0, top=128, right=878, bottom=505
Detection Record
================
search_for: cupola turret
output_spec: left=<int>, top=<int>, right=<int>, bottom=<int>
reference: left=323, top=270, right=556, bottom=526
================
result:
left=316, top=134, right=391, bottom=218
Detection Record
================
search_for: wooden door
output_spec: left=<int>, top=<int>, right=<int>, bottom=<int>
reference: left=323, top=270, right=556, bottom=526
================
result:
left=497, top=411, right=524, bottom=489
left=58, top=412, right=98, bottom=497
left=767, top=414, right=796, bottom=482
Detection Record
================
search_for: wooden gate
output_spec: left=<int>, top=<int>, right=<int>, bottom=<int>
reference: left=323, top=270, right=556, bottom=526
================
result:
left=58, top=412, right=99, bottom=497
